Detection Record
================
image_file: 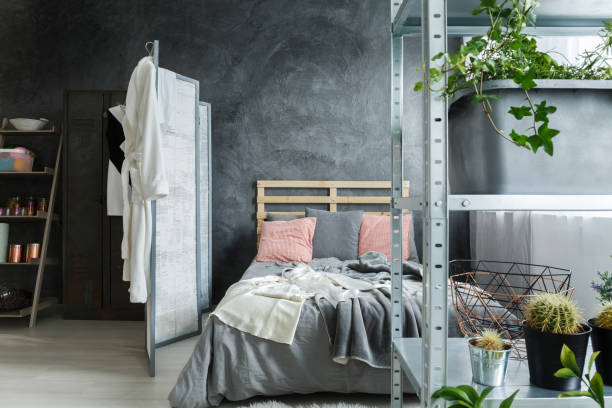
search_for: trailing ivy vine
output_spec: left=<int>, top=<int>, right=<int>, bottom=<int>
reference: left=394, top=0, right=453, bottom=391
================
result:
left=414, top=0, right=612, bottom=156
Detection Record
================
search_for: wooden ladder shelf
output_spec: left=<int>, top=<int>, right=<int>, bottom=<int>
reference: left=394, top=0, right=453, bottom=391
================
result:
left=0, top=127, right=62, bottom=327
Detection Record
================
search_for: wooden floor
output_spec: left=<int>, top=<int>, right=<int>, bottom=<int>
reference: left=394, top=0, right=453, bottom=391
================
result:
left=0, top=308, right=419, bottom=407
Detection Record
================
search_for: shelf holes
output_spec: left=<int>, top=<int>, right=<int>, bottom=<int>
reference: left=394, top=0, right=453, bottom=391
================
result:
left=434, top=305, right=442, bottom=310
left=434, top=34, right=441, bottom=38
left=435, top=160, right=442, bottom=164
left=436, top=222, right=441, bottom=226
left=435, top=264, right=442, bottom=269
left=435, top=283, right=442, bottom=290
left=434, top=366, right=441, bottom=371
left=435, top=181, right=441, bottom=185
left=435, top=243, right=442, bottom=248
left=435, top=138, right=442, bottom=143
left=434, top=117, right=442, bottom=122
left=434, top=13, right=441, bottom=18
left=393, top=229, right=399, bottom=234
left=435, top=326, right=442, bottom=330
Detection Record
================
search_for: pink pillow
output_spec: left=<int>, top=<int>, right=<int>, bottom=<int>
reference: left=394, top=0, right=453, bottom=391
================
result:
left=358, top=214, right=411, bottom=261
left=256, top=217, right=317, bottom=263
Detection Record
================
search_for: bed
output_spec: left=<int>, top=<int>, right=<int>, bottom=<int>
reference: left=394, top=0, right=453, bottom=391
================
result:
left=168, top=180, right=461, bottom=408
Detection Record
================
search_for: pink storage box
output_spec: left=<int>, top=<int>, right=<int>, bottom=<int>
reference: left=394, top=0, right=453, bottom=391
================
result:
left=0, top=147, right=35, bottom=172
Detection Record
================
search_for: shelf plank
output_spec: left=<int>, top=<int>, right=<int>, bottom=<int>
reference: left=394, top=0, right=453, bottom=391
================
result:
left=394, top=195, right=612, bottom=212
left=0, top=297, right=56, bottom=318
left=0, top=212, right=59, bottom=222
left=0, top=167, right=54, bottom=177
left=0, top=258, right=58, bottom=267
left=393, top=0, right=612, bottom=36
left=394, top=338, right=612, bottom=406
left=0, top=126, right=57, bottom=135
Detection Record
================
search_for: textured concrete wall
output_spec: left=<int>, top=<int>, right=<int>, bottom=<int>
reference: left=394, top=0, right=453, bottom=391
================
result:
left=0, top=0, right=467, bottom=302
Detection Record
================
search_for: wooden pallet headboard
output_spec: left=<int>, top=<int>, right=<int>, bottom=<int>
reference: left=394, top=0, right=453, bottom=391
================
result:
left=256, top=180, right=410, bottom=242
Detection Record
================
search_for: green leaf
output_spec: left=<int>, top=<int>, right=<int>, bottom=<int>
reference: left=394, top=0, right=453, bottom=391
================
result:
left=534, top=100, right=557, bottom=122
left=431, top=387, right=472, bottom=404
left=480, top=0, right=496, bottom=7
left=554, top=367, right=577, bottom=379
left=589, top=351, right=601, bottom=373
left=456, top=385, right=479, bottom=403
left=590, top=372, right=605, bottom=404
left=508, top=106, right=532, bottom=120
left=527, top=135, right=542, bottom=153
left=472, top=93, right=501, bottom=104
left=560, top=344, right=581, bottom=377
left=557, top=391, right=592, bottom=398
left=499, top=390, right=519, bottom=408
left=432, top=52, right=444, bottom=61
left=475, top=386, right=494, bottom=407
left=414, top=81, right=424, bottom=92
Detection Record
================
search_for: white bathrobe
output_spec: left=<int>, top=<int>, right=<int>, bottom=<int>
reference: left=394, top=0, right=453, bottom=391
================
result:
left=121, top=56, right=169, bottom=303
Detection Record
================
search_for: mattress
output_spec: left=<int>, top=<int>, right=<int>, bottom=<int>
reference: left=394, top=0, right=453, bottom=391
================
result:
left=169, top=258, right=461, bottom=408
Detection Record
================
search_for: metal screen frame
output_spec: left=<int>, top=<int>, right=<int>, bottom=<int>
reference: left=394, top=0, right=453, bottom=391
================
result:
left=148, top=41, right=204, bottom=377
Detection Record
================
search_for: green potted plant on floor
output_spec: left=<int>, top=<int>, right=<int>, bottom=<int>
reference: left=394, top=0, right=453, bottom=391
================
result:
left=523, top=293, right=592, bottom=390
left=468, top=329, right=512, bottom=386
left=589, top=268, right=612, bottom=386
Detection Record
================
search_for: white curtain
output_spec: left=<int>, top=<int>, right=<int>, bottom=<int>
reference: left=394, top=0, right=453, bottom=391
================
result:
left=471, top=211, right=612, bottom=317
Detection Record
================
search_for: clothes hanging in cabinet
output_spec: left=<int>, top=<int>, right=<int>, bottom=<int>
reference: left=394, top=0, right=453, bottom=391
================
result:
left=121, top=56, right=169, bottom=303
left=106, top=106, right=126, bottom=216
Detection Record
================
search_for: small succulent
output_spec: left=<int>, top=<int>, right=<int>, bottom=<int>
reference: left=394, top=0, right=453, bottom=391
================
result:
left=524, top=293, right=582, bottom=334
left=595, top=300, right=612, bottom=329
left=475, top=329, right=506, bottom=351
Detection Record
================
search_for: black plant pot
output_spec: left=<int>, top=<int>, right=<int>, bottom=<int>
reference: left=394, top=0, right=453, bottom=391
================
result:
left=524, top=323, right=591, bottom=391
left=589, top=318, right=612, bottom=385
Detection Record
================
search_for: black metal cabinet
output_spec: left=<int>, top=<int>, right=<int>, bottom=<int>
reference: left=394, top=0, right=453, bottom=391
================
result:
left=63, top=90, right=142, bottom=320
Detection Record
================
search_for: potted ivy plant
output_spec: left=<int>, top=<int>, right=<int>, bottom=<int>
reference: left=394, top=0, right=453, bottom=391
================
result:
left=416, top=0, right=612, bottom=195
left=523, top=293, right=592, bottom=390
left=468, top=329, right=512, bottom=386
left=589, top=268, right=612, bottom=385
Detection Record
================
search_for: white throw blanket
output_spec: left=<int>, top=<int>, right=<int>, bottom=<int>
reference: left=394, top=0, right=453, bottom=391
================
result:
left=210, top=264, right=379, bottom=344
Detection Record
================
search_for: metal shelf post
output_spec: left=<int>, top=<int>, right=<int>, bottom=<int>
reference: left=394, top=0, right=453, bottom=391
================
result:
left=390, top=31, right=404, bottom=408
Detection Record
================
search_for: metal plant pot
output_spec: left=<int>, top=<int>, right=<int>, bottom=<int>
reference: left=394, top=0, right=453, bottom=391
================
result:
left=467, top=337, right=512, bottom=386
left=588, top=319, right=612, bottom=385
left=448, top=80, right=612, bottom=194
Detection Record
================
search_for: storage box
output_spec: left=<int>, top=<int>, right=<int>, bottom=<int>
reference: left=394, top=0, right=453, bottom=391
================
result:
left=0, top=148, right=35, bottom=172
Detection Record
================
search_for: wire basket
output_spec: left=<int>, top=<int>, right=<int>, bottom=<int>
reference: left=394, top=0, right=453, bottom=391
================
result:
left=450, top=260, right=573, bottom=359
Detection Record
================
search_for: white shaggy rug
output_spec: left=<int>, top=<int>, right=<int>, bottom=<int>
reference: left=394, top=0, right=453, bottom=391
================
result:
left=247, top=403, right=373, bottom=408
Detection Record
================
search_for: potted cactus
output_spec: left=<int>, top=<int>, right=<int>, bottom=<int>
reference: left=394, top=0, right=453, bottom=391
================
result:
left=589, top=301, right=612, bottom=385
left=468, top=329, right=512, bottom=387
left=523, top=293, right=592, bottom=390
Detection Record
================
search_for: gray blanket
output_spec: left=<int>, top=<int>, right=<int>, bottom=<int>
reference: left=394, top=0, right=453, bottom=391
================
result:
left=169, top=256, right=461, bottom=408
left=280, top=251, right=426, bottom=369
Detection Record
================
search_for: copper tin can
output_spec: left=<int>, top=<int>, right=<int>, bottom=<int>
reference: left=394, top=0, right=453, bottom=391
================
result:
left=26, top=243, right=40, bottom=263
left=8, top=244, right=22, bottom=263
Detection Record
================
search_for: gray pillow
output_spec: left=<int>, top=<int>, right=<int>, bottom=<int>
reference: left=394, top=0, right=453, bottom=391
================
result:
left=305, top=208, right=363, bottom=260
left=267, top=213, right=302, bottom=221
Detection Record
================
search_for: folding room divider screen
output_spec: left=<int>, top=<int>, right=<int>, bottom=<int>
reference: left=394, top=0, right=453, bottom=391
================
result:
left=146, top=40, right=212, bottom=377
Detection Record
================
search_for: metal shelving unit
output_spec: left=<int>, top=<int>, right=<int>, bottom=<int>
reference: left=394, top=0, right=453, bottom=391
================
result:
left=0, top=127, right=62, bottom=327
left=389, top=1, right=612, bottom=407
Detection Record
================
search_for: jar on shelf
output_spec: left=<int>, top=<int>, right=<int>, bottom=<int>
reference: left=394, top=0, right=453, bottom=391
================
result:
left=24, top=196, right=36, bottom=216
left=37, top=197, right=48, bottom=213
left=6, top=196, right=20, bottom=210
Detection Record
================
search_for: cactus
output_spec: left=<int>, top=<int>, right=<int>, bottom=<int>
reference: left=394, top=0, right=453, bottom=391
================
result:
left=525, top=293, right=582, bottom=334
left=475, top=329, right=506, bottom=351
left=595, top=301, right=612, bottom=329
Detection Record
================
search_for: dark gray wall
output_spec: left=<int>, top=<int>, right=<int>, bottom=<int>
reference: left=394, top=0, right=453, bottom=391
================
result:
left=0, top=0, right=468, bottom=303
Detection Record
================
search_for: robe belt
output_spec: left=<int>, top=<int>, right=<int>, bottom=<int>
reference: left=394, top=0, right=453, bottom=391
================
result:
left=120, top=152, right=143, bottom=260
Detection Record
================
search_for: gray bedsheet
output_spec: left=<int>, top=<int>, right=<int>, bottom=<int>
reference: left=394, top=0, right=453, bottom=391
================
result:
left=169, top=258, right=460, bottom=408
